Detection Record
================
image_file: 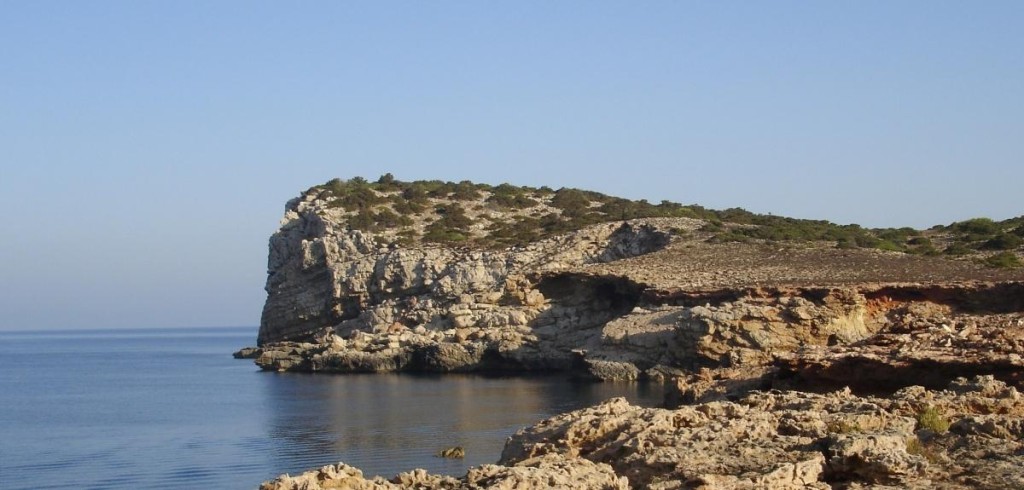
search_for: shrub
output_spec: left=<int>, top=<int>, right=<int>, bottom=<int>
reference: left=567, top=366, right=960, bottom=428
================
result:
left=699, top=221, right=723, bottom=233
left=981, top=233, right=1022, bottom=251
left=393, top=229, right=418, bottom=247
left=374, top=173, right=402, bottom=192
left=906, top=236, right=939, bottom=255
left=423, top=203, right=473, bottom=244
left=877, top=227, right=920, bottom=243
left=535, top=213, right=571, bottom=234
left=836, top=237, right=858, bottom=249
left=313, top=176, right=1017, bottom=256
left=450, top=181, right=483, bottom=201
left=718, top=207, right=757, bottom=225
left=596, top=198, right=686, bottom=221
left=564, top=212, right=605, bottom=230
left=908, top=242, right=940, bottom=256
left=392, top=199, right=426, bottom=215
left=323, top=177, right=383, bottom=210
left=373, top=209, right=412, bottom=228
left=422, top=227, right=467, bottom=243
left=324, top=178, right=347, bottom=195
left=401, top=184, right=430, bottom=204
left=906, top=437, right=941, bottom=463
left=943, top=243, right=972, bottom=256
left=874, top=240, right=906, bottom=252
left=550, top=188, right=592, bottom=217
left=434, top=204, right=472, bottom=229
left=916, top=406, right=950, bottom=433
left=339, top=186, right=383, bottom=210
left=487, top=192, right=538, bottom=209
left=709, top=231, right=751, bottom=243
left=951, top=217, right=1000, bottom=235
left=854, top=235, right=881, bottom=248
left=346, top=209, right=376, bottom=230
left=984, top=252, right=1023, bottom=269
left=907, top=236, right=931, bottom=246
left=486, top=217, right=541, bottom=247
left=427, top=181, right=457, bottom=198
left=951, top=217, right=1000, bottom=240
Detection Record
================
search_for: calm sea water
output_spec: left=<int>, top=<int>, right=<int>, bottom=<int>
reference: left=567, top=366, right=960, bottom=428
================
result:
left=0, top=327, right=661, bottom=489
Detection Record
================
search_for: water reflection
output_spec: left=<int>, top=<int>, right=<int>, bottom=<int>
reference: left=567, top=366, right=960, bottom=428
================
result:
left=258, top=373, right=662, bottom=478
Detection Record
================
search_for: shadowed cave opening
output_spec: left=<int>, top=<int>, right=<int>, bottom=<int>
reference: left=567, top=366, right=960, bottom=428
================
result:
left=534, top=273, right=644, bottom=324
left=863, top=282, right=1024, bottom=314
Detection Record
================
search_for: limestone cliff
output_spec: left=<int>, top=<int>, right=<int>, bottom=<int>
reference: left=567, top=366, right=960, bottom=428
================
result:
left=257, top=187, right=673, bottom=346
left=249, top=177, right=1024, bottom=490
left=250, top=178, right=1024, bottom=382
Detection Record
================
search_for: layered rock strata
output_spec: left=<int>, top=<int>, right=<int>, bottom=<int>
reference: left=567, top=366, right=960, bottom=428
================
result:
left=252, top=183, right=1024, bottom=489
left=258, top=189, right=675, bottom=347
left=252, top=188, right=1024, bottom=382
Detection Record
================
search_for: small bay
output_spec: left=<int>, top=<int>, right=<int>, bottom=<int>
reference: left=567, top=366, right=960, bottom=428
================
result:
left=0, top=327, right=661, bottom=489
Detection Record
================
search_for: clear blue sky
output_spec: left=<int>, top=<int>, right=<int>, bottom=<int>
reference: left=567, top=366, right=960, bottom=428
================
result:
left=2, top=1, right=1021, bottom=330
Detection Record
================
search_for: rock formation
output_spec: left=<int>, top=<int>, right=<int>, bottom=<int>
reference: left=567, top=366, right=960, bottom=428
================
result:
left=261, top=376, right=1024, bottom=489
left=250, top=181, right=1024, bottom=382
left=249, top=177, right=1024, bottom=489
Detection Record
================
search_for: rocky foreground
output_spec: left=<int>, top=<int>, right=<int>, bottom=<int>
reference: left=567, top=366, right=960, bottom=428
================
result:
left=248, top=179, right=1024, bottom=489
left=262, top=376, right=1024, bottom=489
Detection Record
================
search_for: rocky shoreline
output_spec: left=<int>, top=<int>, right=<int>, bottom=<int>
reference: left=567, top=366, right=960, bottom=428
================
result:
left=261, top=375, right=1024, bottom=489
left=248, top=181, right=1024, bottom=489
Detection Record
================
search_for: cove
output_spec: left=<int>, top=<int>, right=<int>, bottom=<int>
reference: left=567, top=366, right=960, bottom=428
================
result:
left=0, top=327, right=660, bottom=490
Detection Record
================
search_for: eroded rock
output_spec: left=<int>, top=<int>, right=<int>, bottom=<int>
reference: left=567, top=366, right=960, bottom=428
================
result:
left=262, top=377, right=1024, bottom=489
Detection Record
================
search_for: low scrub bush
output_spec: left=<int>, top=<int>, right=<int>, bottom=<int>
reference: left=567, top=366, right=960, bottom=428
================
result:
left=916, top=406, right=950, bottom=433
left=981, top=233, right=1022, bottom=251
left=984, top=251, right=1023, bottom=269
left=906, top=437, right=941, bottom=463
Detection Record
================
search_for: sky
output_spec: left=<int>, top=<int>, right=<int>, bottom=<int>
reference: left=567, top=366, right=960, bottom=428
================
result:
left=1, top=1, right=1021, bottom=330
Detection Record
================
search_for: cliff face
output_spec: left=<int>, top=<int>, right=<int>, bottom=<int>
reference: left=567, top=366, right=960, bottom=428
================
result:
left=257, top=190, right=674, bottom=347
left=251, top=179, right=1024, bottom=490
left=253, top=183, right=1024, bottom=385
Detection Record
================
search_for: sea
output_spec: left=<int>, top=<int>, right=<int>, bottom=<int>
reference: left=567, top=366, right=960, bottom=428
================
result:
left=0, top=327, right=661, bottom=489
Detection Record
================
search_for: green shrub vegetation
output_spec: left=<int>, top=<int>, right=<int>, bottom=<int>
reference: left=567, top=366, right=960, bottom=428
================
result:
left=709, top=231, right=751, bottom=244
left=906, top=236, right=940, bottom=256
left=943, top=242, right=973, bottom=256
left=950, top=217, right=1000, bottom=238
left=422, top=204, right=473, bottom=244
left=312, top=176, right=1023, bottom=253
left=550, top=188, right=593, bottom=217
left=905, top=436, right=941, bottom=463
left=984, top=251, right=1023, bottom=269
left=324, top=178, right=384, bottom=210
left=936, top=216, right=1024, bottom=252
left=450, top=181, right=483, bottom=201
left=981, top=233, right=1023, bottom=251
left=916, top=406, right=950, bottom=433
left=487, top=192, right=538, bottom=209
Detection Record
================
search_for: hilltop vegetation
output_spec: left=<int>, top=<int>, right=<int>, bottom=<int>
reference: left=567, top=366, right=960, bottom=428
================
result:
left=306, top=175, right=1022, bottom=267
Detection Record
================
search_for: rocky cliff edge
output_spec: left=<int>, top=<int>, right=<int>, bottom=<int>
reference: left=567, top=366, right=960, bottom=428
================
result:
left=248, top=178, right=1024, bottom=489
left=247, top=180, right=1024, bottom=385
